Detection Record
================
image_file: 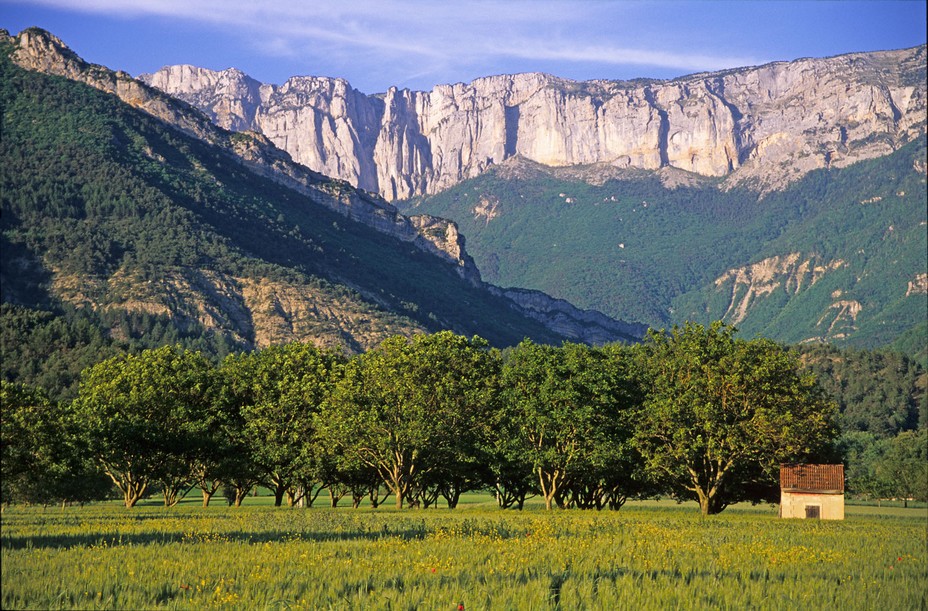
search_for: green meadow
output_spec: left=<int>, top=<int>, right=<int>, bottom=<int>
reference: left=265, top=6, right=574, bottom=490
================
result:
left=2, top=498, right=925, bottom=610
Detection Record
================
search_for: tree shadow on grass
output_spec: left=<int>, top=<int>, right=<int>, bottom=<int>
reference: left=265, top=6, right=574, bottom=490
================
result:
left=0, top=524, right=432, bottom=551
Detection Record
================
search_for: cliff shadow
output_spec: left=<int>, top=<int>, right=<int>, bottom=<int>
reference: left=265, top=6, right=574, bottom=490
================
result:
left=504, top=105, right=520, bottom=159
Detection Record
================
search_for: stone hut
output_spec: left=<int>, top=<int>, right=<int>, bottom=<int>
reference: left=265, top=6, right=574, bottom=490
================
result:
left=779, top=464, right=845, bottom=519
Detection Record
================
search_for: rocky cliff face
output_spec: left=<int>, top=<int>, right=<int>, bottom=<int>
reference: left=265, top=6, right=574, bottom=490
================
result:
left=51, top=266, right=418, bottom=352
left=142, top=46, right=926, bottom=199
left=486, top=286, right=648, bottom=345
left=712, top=253, right=846, bottom=327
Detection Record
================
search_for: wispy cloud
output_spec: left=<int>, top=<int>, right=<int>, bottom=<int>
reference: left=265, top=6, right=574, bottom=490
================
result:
left=11, top=0, right=771, bottom=89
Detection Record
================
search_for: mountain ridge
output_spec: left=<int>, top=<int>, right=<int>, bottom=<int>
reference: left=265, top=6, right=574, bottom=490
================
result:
left=1, top=27, right=644, bottom=348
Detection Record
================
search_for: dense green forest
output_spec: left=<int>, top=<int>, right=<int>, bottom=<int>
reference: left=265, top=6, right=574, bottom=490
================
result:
left=0, top=38, right=565, bottom=381
left=798, top=343, right=926, bottom=499
left=402, top=139, right=927, bottom=357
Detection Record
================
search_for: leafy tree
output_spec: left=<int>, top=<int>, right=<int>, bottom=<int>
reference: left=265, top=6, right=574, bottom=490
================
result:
left=875, top=429, right=928, bottom=506
left=501, top=341, right=639, bottom=510
left=634, top=322, right=837, bottom=515
left=1, top=381, right=110, bottom=505
left=574, top=342, right=651, bottom=510
left=318, top=332, right=498, bottom=509
left=221, top=342, right=344, bottom=507
left=71, top=346, right=220, bottom=507
left=417, top=334, right=500, bottom=509
left=839, top=431, right=889, bottom=499
left=485, top=403, right=538, bottom=510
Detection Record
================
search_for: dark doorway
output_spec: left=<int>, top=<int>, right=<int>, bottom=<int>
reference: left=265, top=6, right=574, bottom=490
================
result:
left=805, top=505, right=821, bottom=519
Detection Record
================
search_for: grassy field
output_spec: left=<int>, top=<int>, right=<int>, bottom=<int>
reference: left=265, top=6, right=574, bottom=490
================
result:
left=2, top=497, right=925, bottom=610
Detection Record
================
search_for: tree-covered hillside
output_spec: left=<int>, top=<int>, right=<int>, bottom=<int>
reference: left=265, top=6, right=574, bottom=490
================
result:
left=0, top=42, right=565, bottom=400
left=402, top=140, right=927, bottom=355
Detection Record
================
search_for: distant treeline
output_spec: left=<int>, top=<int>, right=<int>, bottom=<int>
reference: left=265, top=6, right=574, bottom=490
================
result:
left=4, top=324, right=925, bottom=514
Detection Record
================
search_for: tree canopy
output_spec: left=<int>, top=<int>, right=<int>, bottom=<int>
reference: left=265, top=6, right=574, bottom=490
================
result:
left=4, top=328, right=895, bottom=514
left=221, top=342, right=345, bottom=506
left=633, top=322, right=837, bottom=515
left=501, top=340, right=643, bottom=510
left=317, top=332, right=499, bottom=509
left=71, top=345, right=220, bottom=507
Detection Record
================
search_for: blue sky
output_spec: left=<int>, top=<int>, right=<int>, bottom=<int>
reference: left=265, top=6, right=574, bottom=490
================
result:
left=2, top=1, right=925, bottom=93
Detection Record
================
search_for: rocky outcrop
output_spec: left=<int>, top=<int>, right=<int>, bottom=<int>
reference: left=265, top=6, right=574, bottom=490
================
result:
left=713, top=253, right=845, bottom=326
left=142, top=46, right=927, bottom=199
left=141, top=64, right=268, bottom=132
left=487, top=286, right=647, bottom=345
left=906, top=273, right=928, bottom=296
left=51, top=266, right=419, bottom=351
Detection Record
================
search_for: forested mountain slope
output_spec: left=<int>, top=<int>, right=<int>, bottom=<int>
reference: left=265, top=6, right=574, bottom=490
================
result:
left=402, top=139, right=927, bottom=352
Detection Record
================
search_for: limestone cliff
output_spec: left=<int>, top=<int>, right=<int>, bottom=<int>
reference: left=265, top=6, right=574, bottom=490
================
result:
left=713, top=253, right=846, bottom=326
left=486, top=286, right=647, bottom=345
left=142, top=46, right=926, bottom=199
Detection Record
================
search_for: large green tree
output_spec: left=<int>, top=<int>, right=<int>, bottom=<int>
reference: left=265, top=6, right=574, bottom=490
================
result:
left=221, top=342, right=344, bottom=507
left=72, top=346, right=220, bottom=507
left=875, top=429, right=928, bottom=506
left=318, top=332, right=498, bottom=509
left=501, top=341, right=640, bottom=510
left=634, top=322, right=837, bottom=515
left=1, top=381, right=109, bottom=505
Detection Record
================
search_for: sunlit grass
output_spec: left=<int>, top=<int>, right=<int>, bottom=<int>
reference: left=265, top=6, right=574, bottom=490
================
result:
left=2, top=499, right=925, bottom=609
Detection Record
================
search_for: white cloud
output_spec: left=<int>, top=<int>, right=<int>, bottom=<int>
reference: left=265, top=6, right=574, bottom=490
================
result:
left=9, top=0, right=775, bottom=90
left=15, top=0, right=755, bottom=72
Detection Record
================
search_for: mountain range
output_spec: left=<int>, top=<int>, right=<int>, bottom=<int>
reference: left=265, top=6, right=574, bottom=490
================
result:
left=137, top=38, right=926, bottom=353
left=1, top=27, right=926, bottom=388
left=1, top=28, right=647, bottom=398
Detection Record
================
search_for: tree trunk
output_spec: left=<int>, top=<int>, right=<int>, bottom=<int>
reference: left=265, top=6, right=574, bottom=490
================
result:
left=286, top=486, right=303, bottom=507
left=369, top=486, right=382, bottom=509
left=273, top=484, right=286, bottom=507
left=199, top=480, right=221, bottom=507
left=699, top=497, right=711, bottom=515
left=445, top=490, right=460, bottom=509
left=306, top=486, right=322, bottom=508
left=164, top=488, right=178, bottom=507
left=388, top=475, right=407, bottom=510
left=696, top=488, right=727, bottom=515
left=108, top=470, right=146, bottom=508
left=539, top=467, right=560, bottom=511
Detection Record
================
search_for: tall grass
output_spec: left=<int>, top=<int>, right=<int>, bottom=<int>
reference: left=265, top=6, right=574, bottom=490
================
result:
left=2, top=501, right=925, bottom=609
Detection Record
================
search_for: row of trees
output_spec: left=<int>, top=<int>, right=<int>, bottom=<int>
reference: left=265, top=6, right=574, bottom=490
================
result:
left=2, top=323, right=866, bottom=515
